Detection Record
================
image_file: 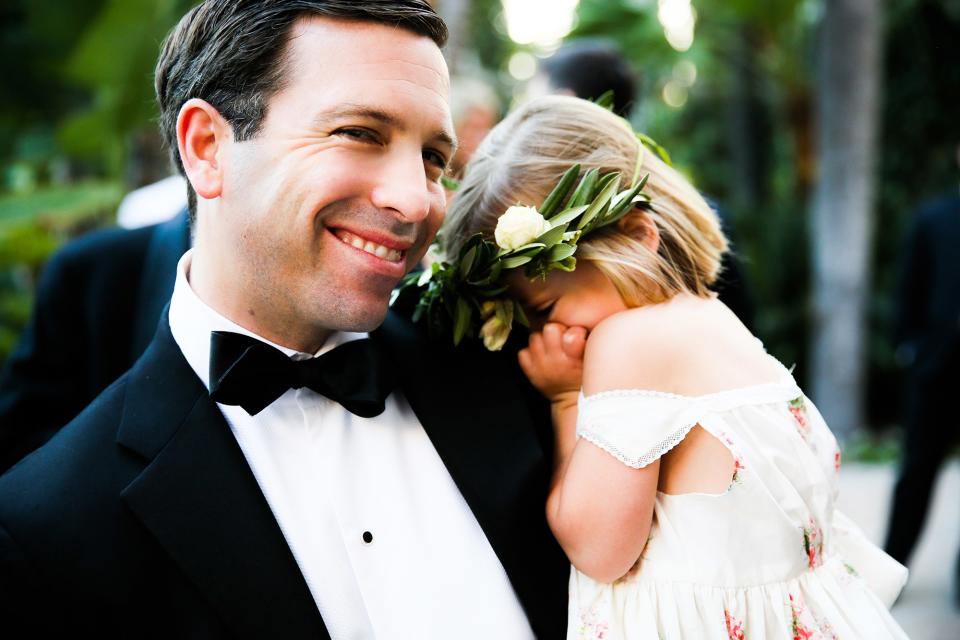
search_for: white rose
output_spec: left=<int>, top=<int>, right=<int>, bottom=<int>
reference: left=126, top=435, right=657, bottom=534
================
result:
left=494, top=205, right=549, bottom=251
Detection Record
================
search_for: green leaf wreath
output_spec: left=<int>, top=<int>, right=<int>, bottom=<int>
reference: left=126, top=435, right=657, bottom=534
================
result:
left=396, top=160, right=653, bottom=351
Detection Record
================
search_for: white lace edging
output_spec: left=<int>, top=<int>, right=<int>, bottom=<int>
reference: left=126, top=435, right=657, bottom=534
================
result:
left=577, top=420, right=699, bottom=469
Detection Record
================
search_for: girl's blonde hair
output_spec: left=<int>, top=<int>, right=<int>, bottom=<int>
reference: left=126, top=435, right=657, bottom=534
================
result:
left=442, top=95, right=729, bottom=306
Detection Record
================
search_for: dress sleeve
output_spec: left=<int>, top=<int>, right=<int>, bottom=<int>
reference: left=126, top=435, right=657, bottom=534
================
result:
left=832, top=510, right=908, bottom=607
left=576, top=391, right=705, bottom=469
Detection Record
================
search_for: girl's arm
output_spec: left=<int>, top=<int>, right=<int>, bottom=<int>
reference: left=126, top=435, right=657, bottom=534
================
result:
left=520, top=319, right=661, bottom=583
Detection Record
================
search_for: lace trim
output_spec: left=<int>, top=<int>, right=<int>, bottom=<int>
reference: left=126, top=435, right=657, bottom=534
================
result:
left=577, top=420, right=699, bottom=469
left=582, top=388, right=697, bottom=401
left=580, top=358, right=799, bottom=404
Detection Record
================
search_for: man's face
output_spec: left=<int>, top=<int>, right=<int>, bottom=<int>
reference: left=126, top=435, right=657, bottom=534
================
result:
left=208, top=18, right=453, bottom=347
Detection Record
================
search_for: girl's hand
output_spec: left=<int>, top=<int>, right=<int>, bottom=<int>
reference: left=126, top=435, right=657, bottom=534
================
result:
left=518, top=322, right=588, bottom=404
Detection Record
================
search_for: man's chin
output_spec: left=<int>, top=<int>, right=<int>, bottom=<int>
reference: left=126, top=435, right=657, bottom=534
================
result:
left=326, top=301, right=391, bottom=334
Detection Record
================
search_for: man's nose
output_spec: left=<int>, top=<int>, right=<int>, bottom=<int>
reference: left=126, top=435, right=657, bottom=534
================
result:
left=370, top=150, right=432, bottom=223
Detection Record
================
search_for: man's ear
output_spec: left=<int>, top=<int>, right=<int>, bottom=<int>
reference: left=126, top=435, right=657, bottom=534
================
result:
left=617, top=210, right=660, bottom=253
left=176, top=98, right=230, bottom=201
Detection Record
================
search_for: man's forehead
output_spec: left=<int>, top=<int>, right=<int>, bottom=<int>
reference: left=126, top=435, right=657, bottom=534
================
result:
left=286, top=16, right=449, bottom=87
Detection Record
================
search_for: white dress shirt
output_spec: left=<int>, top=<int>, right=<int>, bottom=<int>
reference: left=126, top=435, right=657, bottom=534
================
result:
left=168, top=251, right=533, bottom=639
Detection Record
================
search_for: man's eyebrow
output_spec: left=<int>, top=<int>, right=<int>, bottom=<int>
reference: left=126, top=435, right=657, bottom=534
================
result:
left=432, top=129, right=458, bottom=154
left=313, top=104, right=399, bottom=128
left=313, top=104, right=457, bottom=151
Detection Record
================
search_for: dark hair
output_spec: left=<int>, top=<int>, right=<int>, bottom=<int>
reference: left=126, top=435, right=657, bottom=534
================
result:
left=541, top=40, right=638, bottom=118
left=154, top=0, right=447, bottom=218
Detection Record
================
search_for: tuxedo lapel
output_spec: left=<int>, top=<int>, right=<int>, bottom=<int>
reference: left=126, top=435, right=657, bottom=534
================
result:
left=117, top=316, right=329, bottom=640
left=132, top=210, right=191, bottom=357
left=373, top=311, right=569, bottom=637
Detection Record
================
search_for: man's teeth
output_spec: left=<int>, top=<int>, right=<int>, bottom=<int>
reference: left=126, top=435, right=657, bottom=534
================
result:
left=337, top=231, right=403, bottom=262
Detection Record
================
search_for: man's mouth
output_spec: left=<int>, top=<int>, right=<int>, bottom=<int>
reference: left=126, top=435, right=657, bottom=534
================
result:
left=332, top=229, right=406, bottom=263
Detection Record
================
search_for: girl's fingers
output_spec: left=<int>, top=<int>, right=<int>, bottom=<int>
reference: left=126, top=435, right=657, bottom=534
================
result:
left=517, top=347, right=534, bottom=378
left=562, top=326, right=588, bottom=360
left=528, top=330, right=545, bottom=360
left=542, top=322, right=565, bottom=354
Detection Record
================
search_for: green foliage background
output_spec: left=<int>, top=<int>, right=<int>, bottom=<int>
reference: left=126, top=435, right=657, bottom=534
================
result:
left=1, top=0, right=958, bottom=432
left=0, top=0, right=197, bottom=360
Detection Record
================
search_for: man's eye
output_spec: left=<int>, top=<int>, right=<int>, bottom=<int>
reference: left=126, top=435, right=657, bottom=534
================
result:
left=335, top=128, right=379, bottom=143
left=423, top=149, right=448, bottom=171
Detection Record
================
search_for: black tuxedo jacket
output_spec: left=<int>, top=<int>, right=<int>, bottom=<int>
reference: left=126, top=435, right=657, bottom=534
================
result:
left=0, top=310, right=569, bottom=638
left=895, top=193, right=960, bottom=379
left=0, top=211, right=190, bottom=474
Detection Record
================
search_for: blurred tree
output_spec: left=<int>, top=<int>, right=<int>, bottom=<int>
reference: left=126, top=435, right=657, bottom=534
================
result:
left=809, top=0, right=882, bottom=442
left=0, top=0, right=107, bottom=187
left=59, top=0, right=199, bottom=185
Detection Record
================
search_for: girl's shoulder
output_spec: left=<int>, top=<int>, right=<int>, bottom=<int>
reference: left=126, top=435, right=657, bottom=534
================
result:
left=584, top=296, right=777, bottom=397
left=588, top=294, right=719, bottom=356
left=583, top=298, right=708, bottom=395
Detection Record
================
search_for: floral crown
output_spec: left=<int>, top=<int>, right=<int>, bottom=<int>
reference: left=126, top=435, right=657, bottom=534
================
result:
left=397, top=106, right=667, bottom=351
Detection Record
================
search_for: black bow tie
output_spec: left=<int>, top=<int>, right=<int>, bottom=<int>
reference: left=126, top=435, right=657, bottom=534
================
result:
left=208, top=331, right=397, bottom=418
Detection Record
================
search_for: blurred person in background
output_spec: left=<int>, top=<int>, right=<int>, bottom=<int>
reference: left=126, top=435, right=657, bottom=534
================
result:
left=116, top=174, right=188, bottom=229
left=531, top=40, right=757, bottom=331
left=449, top=75, right=501, bottom=179
left=532, top=39, right=638, bottom=118
left=884, top=143, right=960, bottom=605
left=0, top=207, right=190, bottom=474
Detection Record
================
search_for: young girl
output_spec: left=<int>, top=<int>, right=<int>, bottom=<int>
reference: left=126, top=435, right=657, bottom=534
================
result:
left=441, top=96, right=909, bottom=639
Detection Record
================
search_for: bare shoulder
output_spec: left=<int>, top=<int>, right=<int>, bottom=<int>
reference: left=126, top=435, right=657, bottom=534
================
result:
left=582, top=298, right=705, bottom=396
left=583, top=294, right=781, bottom=397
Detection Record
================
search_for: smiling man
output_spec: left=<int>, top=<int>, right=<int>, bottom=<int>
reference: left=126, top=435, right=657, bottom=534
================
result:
left=0, top=2, right=567, bottom=638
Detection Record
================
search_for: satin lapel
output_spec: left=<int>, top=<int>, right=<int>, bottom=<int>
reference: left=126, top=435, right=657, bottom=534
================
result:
left=131, top=210, right=191, bottom=357
left=372, top=311, right=569, bottom=637
left=118, top=317, right=329, bottom=640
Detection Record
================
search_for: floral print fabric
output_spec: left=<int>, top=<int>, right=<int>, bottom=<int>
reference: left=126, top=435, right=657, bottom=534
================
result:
left=569, top=363, right=909, bottom=639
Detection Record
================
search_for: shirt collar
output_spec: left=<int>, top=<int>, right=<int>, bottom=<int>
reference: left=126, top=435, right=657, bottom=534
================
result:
left=168, top=249, right=367, bottom=391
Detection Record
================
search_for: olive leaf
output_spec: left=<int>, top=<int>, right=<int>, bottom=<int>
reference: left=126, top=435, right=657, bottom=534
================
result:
left=539, top=164, right=581, bottom=218
left=578, top=173, right=622, bottom=230
left=546, top=243, right=577, bottom=262
left=453, top=297, right=472, bottom=345
left=500, top=254, right=534, bottom=269
left=637, top=133, right=672, bottom=166
left=459, top=245, right=478, bottom=279
left=593, top=90, right=615, bottom=111
left=535, top=223, right=569, bottom=248
left=548, top=205, right=589, bottom=229
left=513, top=300, right=530, bottom=328
left=567, top=169, right=599, bottom=208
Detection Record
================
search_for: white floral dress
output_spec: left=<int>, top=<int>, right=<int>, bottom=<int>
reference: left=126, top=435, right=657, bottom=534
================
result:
left=569, top=359, right=909, bottom=640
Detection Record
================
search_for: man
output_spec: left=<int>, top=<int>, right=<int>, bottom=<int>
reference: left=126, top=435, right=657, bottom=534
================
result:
left=884, top=159, right=960, bottom=602
left=0, top=2, right=567, bottom=637
left=0, top=209, right=190, bottom=474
